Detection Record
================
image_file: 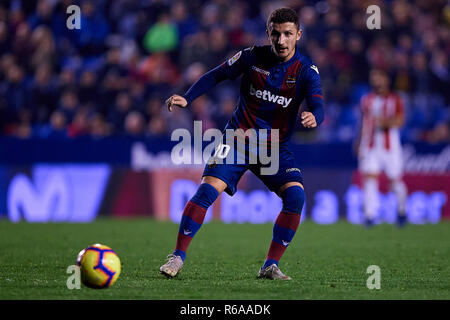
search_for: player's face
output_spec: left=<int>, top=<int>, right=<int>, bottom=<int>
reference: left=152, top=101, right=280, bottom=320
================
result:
left=370, top=70, right=389, bottom=93
left=267, top=22, right=302, bottom=62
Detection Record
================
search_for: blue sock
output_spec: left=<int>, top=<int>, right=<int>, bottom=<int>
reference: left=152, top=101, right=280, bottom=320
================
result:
left=262, top=259, right=279, bottom=269
left=262, top=186, right=305, bottom=270
left=173, top=183, right=219, bottom=261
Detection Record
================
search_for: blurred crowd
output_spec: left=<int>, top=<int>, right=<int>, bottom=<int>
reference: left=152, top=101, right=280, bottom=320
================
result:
left=0, top=0, right=449, bottom=143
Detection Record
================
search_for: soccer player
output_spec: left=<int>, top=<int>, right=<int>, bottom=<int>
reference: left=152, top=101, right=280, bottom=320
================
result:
left=356, top=68, right=408, bottom=227
left=160, top=8, right=324, bottom=279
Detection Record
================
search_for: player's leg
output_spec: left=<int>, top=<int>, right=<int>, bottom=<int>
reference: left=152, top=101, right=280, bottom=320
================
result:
left=384, top=150, right=407, bottom=227
left=160, top=176, right=226, bottom=277
left=171, top=136, right=247, bottom=262
left=173, top=176, right=226, bottom=260
left=259, top=181, right=305, bottom=280
left=252, top=146, right=305, bottom=280
left=160, top=135, right=248, bottom=278
left=359, top=148, right=380, bottom=226
left=389, top=178, right=407, bottom=227
left=362, top=173, right=379, bottom=226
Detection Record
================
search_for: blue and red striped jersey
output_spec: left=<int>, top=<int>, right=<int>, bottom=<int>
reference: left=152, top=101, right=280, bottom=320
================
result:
left=183, top=45, right=324, bottom=144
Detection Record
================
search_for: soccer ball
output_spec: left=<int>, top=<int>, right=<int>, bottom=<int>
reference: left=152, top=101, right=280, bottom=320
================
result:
left=76, top=244, right=121, bottom=289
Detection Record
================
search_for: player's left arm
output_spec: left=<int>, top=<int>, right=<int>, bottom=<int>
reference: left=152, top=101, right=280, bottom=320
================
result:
left=301, top=65, right=324, bottom=128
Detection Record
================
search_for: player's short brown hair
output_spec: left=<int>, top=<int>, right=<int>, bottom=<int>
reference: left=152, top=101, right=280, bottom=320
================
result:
left=267, top=8, right=300, bottom=30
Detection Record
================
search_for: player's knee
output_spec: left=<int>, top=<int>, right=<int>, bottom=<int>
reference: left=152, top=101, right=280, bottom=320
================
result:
left=390, top=178, right=402, bottom=186
left=202, top=176, right=227, bottom=193
left=281, top=185, right=305, bottom=214
left=190, top=183, right=219, bottom=209
left=364, top=174, right=378, bottom=181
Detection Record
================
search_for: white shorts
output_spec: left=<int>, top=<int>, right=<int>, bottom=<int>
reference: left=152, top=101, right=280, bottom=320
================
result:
left=358, top=147, right=403, bottom=180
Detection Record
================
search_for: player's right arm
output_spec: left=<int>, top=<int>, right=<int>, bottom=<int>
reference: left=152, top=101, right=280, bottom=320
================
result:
left=353, top=98, right=364, bottom=156
left=166, top=48, right=252, bottom=112
left=353, top=94, right=369, bottom=156
left=165, top=94, right=188, bottom=112
left=376, top=94, right=405, bottom=129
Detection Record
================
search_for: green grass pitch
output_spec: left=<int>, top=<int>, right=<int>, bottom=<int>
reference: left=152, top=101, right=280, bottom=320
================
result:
left=0, top=218, right=449, bottom=300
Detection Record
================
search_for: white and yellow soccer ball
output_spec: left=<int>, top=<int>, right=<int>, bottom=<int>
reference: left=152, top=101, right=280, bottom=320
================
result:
left=76, top=244, right=121, bottom=289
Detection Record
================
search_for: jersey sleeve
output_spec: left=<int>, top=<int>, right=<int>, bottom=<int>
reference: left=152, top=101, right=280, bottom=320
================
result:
left=220, top=47, right=253, bottom=80
left=304, top=64, right=325, bottom=126
left=182, top=48, right=252, bottom=104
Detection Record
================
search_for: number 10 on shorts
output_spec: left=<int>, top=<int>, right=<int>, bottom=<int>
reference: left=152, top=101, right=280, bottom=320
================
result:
left=214, top=143, right=231, bottom=159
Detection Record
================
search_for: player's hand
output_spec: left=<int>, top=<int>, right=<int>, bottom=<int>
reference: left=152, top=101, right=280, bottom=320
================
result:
left=377, top=117, right=394, bottom=130
left=301, top=111, right=317, bottom=128
left=165, top=94, right=188, bottom=112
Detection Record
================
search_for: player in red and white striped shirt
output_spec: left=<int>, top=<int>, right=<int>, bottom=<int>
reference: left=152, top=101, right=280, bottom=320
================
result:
left=356, top=69, right=408, bottom=227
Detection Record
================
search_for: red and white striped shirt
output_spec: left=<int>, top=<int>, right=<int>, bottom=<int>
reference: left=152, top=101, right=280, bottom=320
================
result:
left=359, top=92, right=404, bottom=151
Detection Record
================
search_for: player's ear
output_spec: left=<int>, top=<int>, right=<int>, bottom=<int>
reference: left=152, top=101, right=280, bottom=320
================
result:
left=296, top=28, right=303, bottom=41
left=266, top=23, right=273, bottom=38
